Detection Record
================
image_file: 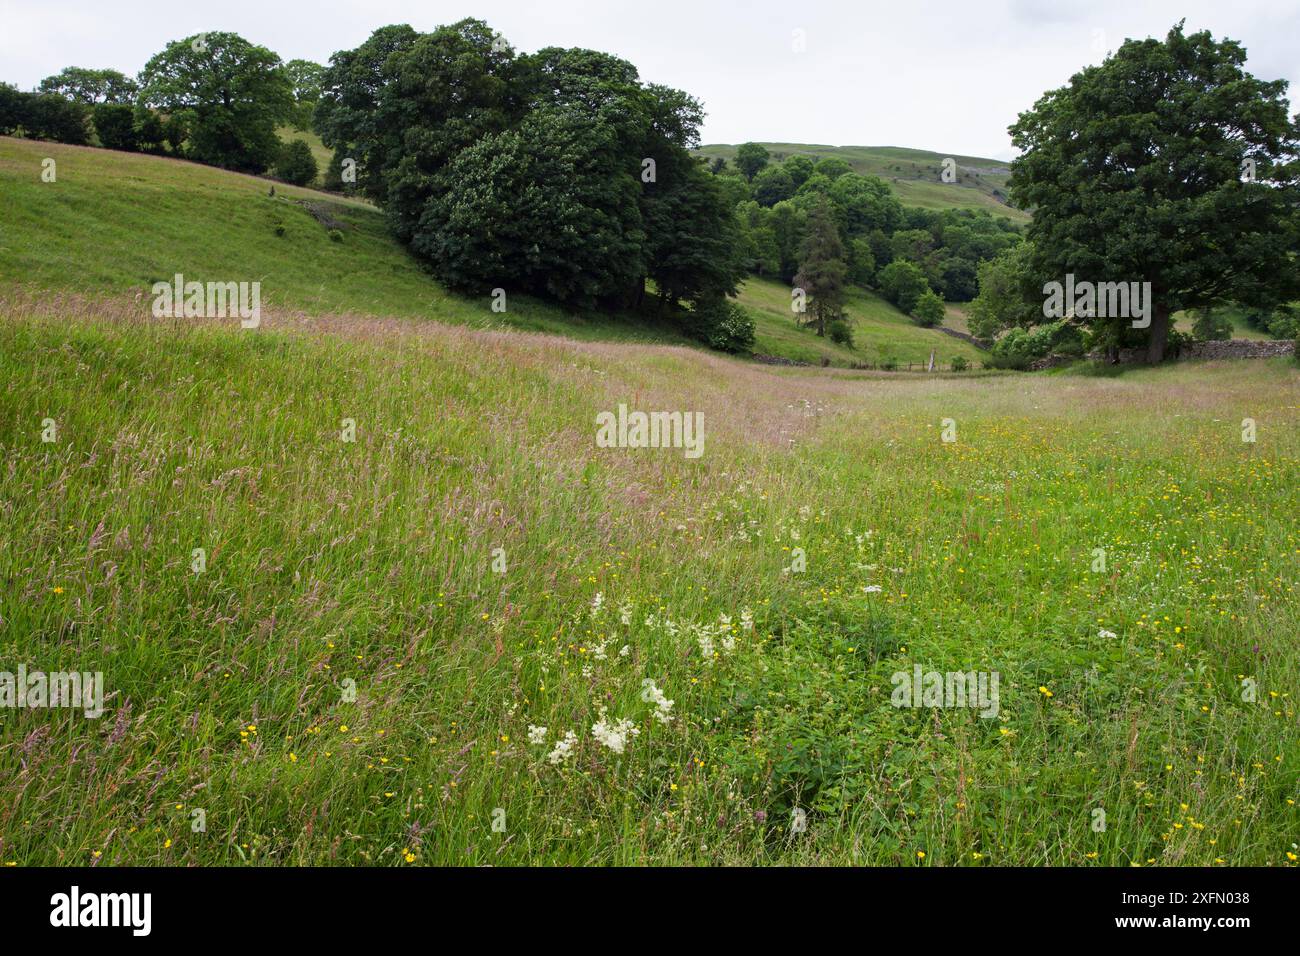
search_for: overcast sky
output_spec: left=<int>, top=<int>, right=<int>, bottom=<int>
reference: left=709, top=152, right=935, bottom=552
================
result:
left=2, top=0, right=1297, bottom=160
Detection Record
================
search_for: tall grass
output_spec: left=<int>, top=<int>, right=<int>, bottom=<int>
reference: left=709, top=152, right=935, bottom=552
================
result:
left=1, top=292, right=1295, bottom=866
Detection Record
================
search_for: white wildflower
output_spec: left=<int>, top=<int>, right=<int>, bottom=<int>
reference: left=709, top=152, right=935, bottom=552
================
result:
left=1098, top=628, right=1118, bottom=639
left=641, top=679, right=675, bottom=724
left=547, top=730, right=578, bottom=765
left=863, top=585, right=882, bottom=594
left=527, top=724, right=547, bottom=746
left=591, top=709, right=640, bottom=754
left=740, top=608, right=754, bottom=632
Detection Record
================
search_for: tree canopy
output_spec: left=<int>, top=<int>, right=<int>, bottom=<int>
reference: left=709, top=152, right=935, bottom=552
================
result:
left=1010, top=22, right=1300, bottom=362
left=139, top=32, right=294, bottom=173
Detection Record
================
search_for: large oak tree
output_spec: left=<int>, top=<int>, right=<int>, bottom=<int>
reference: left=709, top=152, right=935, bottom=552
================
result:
left=1010, top=22, right=1300, bottom=362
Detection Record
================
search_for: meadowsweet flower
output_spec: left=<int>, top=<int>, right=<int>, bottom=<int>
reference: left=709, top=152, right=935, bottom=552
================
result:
left=863, top=585, right=883, bottom=594
left=590, top=592, right=604, bottom=617
left=591, top=709, right=639, bottom=754
left=547, top=731, right=578, bottom=765
left=641, top=679, right=675, bottom=724
left=527, top=724, right=547, bottom=746
left=1098, top=629, right=1118, bottom=639
left=740, top=608, right=754, bottom=632
left=618, top=601, right=633, bottom=626
left=695, top=626, right=714, bottom=660
left=619, top=645, right=630, bottom=657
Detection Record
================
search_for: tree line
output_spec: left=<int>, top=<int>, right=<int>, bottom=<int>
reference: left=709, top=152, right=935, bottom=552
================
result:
left=0, top=37, right=324, bottom=185
left=4, top=20, right=1296, bottom=365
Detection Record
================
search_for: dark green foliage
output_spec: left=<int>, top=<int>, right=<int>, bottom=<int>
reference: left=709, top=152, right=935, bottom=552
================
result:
left=19, top=93, right=91, bottom=144
left=314, top=24, right=420, bottom=205
left=682, top=298, right=755, bottom=353
left=1010, top=22, right=1300, bottom=362
left=321, top=19, right=743, bottom=318
left=877, top=260, right=930, bottom=314
left=812, top=157, right=853, bottom=180
left=1189, top=307, right=1232, bottom=342
left=827, top=317, right=854, bottom=346
left=987, top=320, right=1083, bottom=368
left=0, top=84, right=28, bottom=135
left=92, top=102, right=139, bottom=151
left=950, top=355, right=969, bottom=371
left=276, top=138, right=319, bottom=186
left=847, top=237, right=875, bottom=286
left=968, top=242, right=1040, bottom=340
left=752, top=165, right=794, bottom=206
left=735, top=142, right=769, bottom=181
left=792, top=200, right=847, bottom=336
left=39, top=67, right=138, bottom=103
left=133, top=110, right=166, bottom=153
left=139, top=32, right=294, bottom=173
left=912, top=288, right=945, bottom=327
left=415, top=108, right=644, bottom=307
left=783, top=155, right=814, bottom=188
left=284, top=59, right=324, bottom=130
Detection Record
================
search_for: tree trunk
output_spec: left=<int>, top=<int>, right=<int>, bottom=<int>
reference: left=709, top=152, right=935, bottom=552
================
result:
left=1146, top=303, right=1170, bottom=364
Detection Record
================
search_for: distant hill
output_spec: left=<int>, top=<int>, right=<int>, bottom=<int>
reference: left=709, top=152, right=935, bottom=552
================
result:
left=695, top=142, right=1028, bottom=222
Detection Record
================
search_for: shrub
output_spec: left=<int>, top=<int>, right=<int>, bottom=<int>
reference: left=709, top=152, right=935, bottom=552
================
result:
left=827, top=318, right=854, bottom=346
left=23, top=93, right=91, bottom=144
left=92, top=102, right=139, bottom=152
left=134, top=111, right=166, bottom=154
left=276, top=139, right=319, bottom=187
left=877, top=260, right=929, bottom=314
left=1190, top=307, right=1232, bottom=341
left=879, top=358, right=898, bottom=371
left=0, top=83, right=28, bottom=135
left=328, top=229, right=344, bottom=243
left=912, top=288, right=945, bottom=327
left=950, top=355, right=968, bottom=372
left=683, top=299, right=756, bottom=354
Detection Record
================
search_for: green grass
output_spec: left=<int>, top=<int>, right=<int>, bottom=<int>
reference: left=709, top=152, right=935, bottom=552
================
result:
left=0, top=136, right=694, bottom=347
left=1, top=134, right=1297, bottom=869
left=739, top=276, right=986, bottom=367
left=696, top=142, right=1030, bottom=224
left=1, top=295, right=1295, bottom=866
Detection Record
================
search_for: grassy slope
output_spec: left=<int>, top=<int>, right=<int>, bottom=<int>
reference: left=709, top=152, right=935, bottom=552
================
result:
left=739, top=276, right=985, bottom=366
left=696, top=142, right=1030, bottom=223
left=0, top=136, right=693, bottom=346
left=0, top=137, right=981, bottom=367
left=1, top=294, right=1296, bottom=866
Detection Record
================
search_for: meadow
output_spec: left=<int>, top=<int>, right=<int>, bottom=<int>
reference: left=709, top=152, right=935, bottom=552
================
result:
left=0, top=133, right=1297, bottom=868
left=0, top=287, right=1296, bottom=865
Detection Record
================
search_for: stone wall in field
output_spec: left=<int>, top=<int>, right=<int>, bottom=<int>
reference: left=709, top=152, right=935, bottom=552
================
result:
left=1179, top=339, right=1296, bottom=360
left=1099, top=339, right=1296, bottom=363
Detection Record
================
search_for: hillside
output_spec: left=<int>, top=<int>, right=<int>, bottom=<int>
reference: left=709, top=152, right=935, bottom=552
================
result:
left=0, top=136, right=973, bottom=366
left=739, top=276, right=985, bottom=367
left=696, top=142, right=1029, bottom=223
